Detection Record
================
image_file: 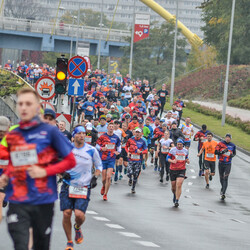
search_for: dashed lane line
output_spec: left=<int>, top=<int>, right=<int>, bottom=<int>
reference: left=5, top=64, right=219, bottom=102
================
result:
left=105, top=224, right=125, bottom=229
left=135, top=241, right=160, bottom=248
left=119, top=232, right=141, bottom=238
left=86, top=210, right=98, bottom=215
left=92, top=216, right=110, bottom=222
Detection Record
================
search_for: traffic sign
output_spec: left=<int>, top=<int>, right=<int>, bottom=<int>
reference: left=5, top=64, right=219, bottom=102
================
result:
left=56, top=113, right=72, bottom=131
left=35, top=76, right=56, bottom=100
left=68, top=56, right=88, bottom=78
left=41, top=101, right=55, bottom=111
left=68, top=79, right=84, bottom=96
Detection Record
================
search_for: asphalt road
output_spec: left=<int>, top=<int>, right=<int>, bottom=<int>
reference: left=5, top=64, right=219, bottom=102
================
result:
left=0, top=129, right=250, bottom=250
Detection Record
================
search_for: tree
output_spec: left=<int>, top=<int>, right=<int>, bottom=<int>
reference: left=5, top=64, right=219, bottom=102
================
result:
left=200, top=0, right=250, bottom=64
left=121, top=21, right=187, bottom=84
left=60, top=9, right=127, bottom=30
left=186, top=45, right=217, bottom=72
left=4, top=0, right=49, bottom=20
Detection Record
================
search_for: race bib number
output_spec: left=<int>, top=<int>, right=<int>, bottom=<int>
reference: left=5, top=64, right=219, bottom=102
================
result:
left=223, top=151, right=231, bottom=156
left=176, top=107, right=182, bottom=111
left=160, top=93, right=165, bottom=97
left=30, top=75, right=34, bottom=79
left=99, top=108, right=104, bottom=112
left=131, top=154, right=140, bottom=160
left=185, top=134, right=190, bottom=140
left=161, top=147, right=169, bottom=153
left=10, top=144, right=38, bottom=167
left=145, top=87, right=150, bottom=91
left=201, top=138, right=207, bottom=142
left=85, top=136, right=92, bottom=143
left=176, top=154, right=185, bottom=161
left=153, top=106, right=158, bottom=110
left=69, top=186, right=88, bottom=199
left=106, top=143, right=115, bottom=150
left=87, top=106, right=93, bottom=111
left=155, top=141, right=159, bottom=145
left=206, top=153, right=214, bottom=158
left=98, top=132, right=105, bottom=138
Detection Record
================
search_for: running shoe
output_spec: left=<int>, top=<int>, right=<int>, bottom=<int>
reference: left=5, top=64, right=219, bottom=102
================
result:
left=128, top=179, right=132, bottom=186
left=160, top=178, right=163, bottom=183
left=119, top=174, right=123, bottom=180
left=221, top=194, right=226, bottom=201
left=199, top=169, right=202, bottom=176
left=142, top=163, right=146, bottom=170
left=74, top=224, right=83, bottom=244
left=154, top=166, right=157, bottom=171
left=174, top=200, right=179, bottom=207
left=100, top=186, right=105, bottom=195
left=166, top=175, right=169, bottom=181
left=65, top=241, right=74, bottom=250
left=103, top=194, right=108, bottom=201
left=131, top=188, right=136, bottom=194
left=201, top=171, right=205, bottom=176
left=209, top=175, right=213, bottom=181
left=173, top=193, right=176, bottom=203
left=114, top=172, right=118, bottom=182
left=206, top=184, right=209, bottom=189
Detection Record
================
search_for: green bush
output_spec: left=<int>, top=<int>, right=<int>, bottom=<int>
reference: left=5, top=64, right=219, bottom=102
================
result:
left=186, top=102, right=250, bottom=134
left=0, top=72, right=24, bottom=97
left=228, top=95, right=250, bottom=110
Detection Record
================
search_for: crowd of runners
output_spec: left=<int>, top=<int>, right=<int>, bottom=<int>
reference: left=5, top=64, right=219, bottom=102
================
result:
left=0, top=70, right=236, bottom=250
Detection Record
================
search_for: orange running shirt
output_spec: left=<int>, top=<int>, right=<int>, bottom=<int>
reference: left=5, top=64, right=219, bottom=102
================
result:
left=202, top=140, right=218, bottom=161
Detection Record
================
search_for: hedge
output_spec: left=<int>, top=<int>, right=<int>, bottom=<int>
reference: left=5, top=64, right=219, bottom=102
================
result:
left=186, top=102, right=250, bottom=134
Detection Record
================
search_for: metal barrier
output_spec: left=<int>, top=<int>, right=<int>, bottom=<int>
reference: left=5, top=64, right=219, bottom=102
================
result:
left=0, top=17, right=130, bottom=43
left=0, top=98, right=19, bottom=124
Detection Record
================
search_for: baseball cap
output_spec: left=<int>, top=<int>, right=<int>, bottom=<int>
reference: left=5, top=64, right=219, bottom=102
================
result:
left=178, top=96, right=181, bottom=99
left=133, top=115, right=138, bottom=120
left=160, top=118, right=165, bottom=122
left=107, top=114, right=112, bottom=118
left=138, top=100, right=142, bottom=103
left=167, top=110, right=172, bottom=113
left=0, top=116, right=10, bottom=131
left=44, top=109, right=56, bottom=119
left=121, top=93, right=125, bottom=97
left=138, top=119, right=144, bottom=124
left=135, top=128, right=142, bottom=133
left=153, top=88, right=157, bottom=92
left=100, top=116, right=106, bottom=120
left=172, top=121, right=177, bottom=125
left=86, top=122, right=93, bottom=130
left=125, top=114, right=131, bottom=119
left=111, top=105, right=115, bottom=108
left=225, top=133, right=232, bottom=139
left=162, top=123, right=167, bottom=127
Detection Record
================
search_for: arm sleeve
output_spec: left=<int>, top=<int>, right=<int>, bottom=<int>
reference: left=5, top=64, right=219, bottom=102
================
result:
left=45, top=152, right=76, bottom=176
left=93, top=148, right=103, bottom=171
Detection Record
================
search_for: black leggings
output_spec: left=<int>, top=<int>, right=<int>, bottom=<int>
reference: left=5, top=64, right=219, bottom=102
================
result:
left=160, top=153, right=170, bottom=178
left=198, top=150, right=205, bottom=170
left=160, top=102, right=165, bottom=117
left=218, top=163, right=231, bottom=195
left=7, top=203, right=54, bottom=250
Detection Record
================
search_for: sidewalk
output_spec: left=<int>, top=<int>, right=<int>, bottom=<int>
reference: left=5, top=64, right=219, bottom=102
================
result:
left=192, top=101, right=250, bottom=122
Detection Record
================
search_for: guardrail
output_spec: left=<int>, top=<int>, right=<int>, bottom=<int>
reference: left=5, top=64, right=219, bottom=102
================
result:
left=0, top=17, right=130, bottom=43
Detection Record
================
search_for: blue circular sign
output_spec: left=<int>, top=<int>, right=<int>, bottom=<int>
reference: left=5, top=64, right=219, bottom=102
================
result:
left=68, top=56, right=88, bottom=78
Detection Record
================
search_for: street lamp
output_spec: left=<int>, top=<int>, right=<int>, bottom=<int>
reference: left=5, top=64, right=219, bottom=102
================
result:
left=70, top=16, right=77, bottom=58
left=97, top=0, right=104, bottom=69
left=170, top=0, right=179, bottom=106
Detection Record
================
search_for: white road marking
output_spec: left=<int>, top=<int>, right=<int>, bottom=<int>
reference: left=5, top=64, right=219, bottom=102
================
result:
left=136, top=241, right=160, bottom=247
left=185, top=189, right=190, bottom=192
left=119, top=232, right=141, bottom=238
left=191, top=176, right=197, bottom=179
left=105, top=224, right=125, bottom=229
left=231, top=219, right=245, bottom=224
left=86, top=210, right=98, bottom=215
left=188, top=182, right=193, bottom=186
left=184, top=195, right=192, bottom=199
left=93, top=216, right=110, bottom=222
left=190, top=169, right=195, bottom=173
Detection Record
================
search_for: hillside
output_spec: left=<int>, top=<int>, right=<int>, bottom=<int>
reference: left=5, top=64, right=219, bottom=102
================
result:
left=170, top=65, right=250, bottom=105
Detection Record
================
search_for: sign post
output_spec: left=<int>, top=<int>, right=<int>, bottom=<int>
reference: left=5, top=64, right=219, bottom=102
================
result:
left=35, top=76, right=56, bottom=101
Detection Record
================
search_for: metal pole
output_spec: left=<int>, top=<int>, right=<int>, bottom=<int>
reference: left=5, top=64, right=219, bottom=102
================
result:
left=170, top=0, right=178, bottom=106
left=129, top=0, right=136, bottom=78
left=75, top=4, right=80, bottom=55
left=222, top=0, right=236, bottom=126
left=71, top=96, right=75, bottom=130
left=97, top=0, right=103, bottom=69
left=69, top=18, right=74, bottom=58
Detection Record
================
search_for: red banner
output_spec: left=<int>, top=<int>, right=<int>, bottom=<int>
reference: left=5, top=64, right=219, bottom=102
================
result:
left=134, top=14, right=150, bottom=43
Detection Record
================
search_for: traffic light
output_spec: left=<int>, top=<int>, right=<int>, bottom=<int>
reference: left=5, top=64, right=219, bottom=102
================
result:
left=55, top=57, right=68, bottom=94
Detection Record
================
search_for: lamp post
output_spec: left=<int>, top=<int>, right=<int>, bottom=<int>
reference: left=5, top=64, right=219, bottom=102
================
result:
left=221, top=0, right=236, bottom=126
left=69, top=16, right=77, bottom=58
left=97, top=0, right=104, bottom=69
left=170, top=0, right=179, bottom=106
left=129, top=0, right=136, bottom=78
